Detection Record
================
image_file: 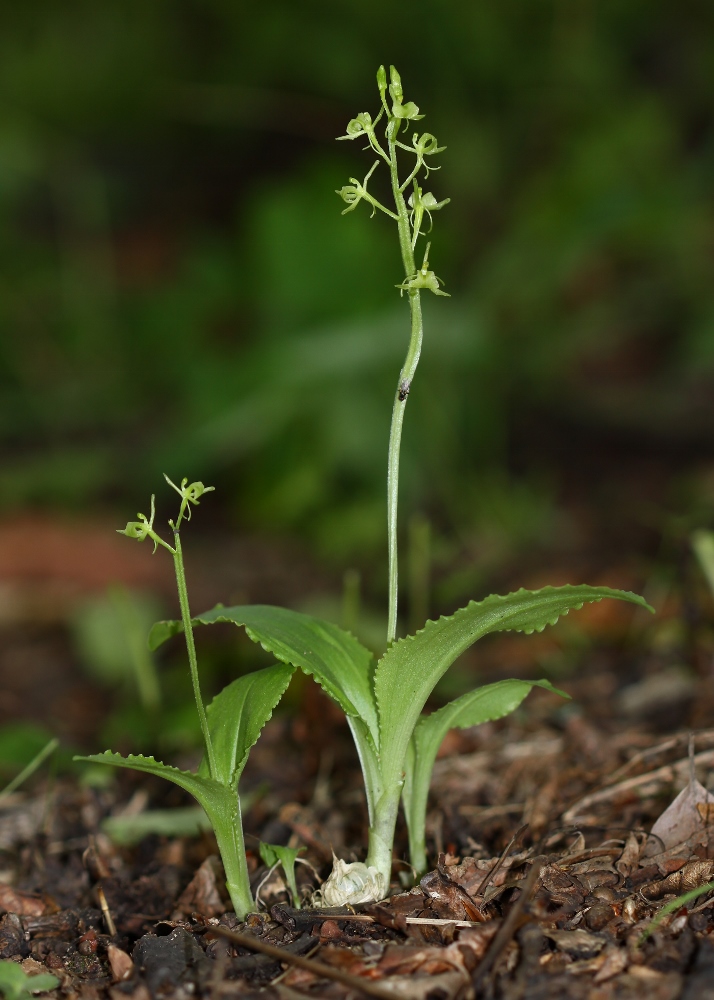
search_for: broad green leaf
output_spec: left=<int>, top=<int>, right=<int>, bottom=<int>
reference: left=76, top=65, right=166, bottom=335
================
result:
left=412, top=678, right=568, bottom=759
left=203, top=662, right=294, bottom=786
left=376, top=585, right=652, bottom=788
left=150, top=605, right=378, bottom=747
left=402, top=678, right=568, bottom=870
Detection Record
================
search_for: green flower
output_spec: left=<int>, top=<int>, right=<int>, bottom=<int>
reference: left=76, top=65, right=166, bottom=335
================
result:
left=164, top=475, right=215, bottom=523
left=338, top=112, right=374, bottom=141
left=118, top=494, right=158, bottom=547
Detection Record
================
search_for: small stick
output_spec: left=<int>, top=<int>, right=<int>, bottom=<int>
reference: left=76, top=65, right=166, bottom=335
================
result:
left=96, top=885, right=117, bottom=937
left=305, top=912, right=483, bottom=928
left=473, top=824, right=528, bottom=901
left=604, top=729, right=714, bottom=787
left=562, top=748, right=714, bottom=822
left=473, top=858, right=544, bottom=989
left=209, top=925, right=400, bottom=1000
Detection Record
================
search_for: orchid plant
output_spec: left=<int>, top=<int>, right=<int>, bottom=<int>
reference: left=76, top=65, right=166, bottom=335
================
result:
left=75, top=478, right=295, bottom=919
left=146, top=67, right=652, bottom=907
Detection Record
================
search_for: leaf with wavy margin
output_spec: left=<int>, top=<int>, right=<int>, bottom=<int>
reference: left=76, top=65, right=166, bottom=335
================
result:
left=150, top=605, right=378, bottom=748
left=376, top=585, right=652, bottom=790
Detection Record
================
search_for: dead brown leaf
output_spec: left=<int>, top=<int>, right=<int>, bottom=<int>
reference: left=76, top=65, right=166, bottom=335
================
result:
left=0, top=886, right=48, bottom=917
left=172, top=856, right=225, bottom=918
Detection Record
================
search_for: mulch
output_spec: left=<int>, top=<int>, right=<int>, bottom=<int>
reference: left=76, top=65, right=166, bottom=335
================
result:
left=3, top=711, right=714, bottom=1000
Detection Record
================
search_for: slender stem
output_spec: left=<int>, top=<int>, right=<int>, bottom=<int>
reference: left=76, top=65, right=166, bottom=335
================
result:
left=0, top=738, right=59, bottom=801
left=172, top=532, right=217, bottom=778
left=385, top=118, right=423, bottom=645
left=365, top=784, right=402, bottom=891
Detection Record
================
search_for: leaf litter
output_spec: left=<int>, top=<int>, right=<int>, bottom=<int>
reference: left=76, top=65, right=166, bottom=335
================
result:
left=3, top=712, right=714, bottom=1000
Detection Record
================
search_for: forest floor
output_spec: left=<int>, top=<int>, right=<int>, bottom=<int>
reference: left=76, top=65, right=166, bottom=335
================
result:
left=2, top=456, right=714, bottom=999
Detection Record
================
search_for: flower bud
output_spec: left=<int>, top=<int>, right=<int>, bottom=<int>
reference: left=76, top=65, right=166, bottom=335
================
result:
left=376, top=64, right=387, bottom=96
left=389, top=65, right=403, bottom=105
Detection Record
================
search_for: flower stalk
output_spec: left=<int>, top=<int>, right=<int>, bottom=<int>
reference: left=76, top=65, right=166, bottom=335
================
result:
left=337, top=64, right=449, bottom=646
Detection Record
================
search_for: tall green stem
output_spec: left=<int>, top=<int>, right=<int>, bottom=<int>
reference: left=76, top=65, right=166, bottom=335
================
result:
left=172, top=531, right=217, bottom=778
left=365, top=784, right=402, bottom=890
left=386, top=117, right=424, bottom=645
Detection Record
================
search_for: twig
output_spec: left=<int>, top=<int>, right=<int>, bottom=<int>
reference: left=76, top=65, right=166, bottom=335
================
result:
left=209, top=925, right=401, bottom=1000
left=605, top=729, right=714, bottom=786
left=473, top=858, right=544, bottom=989
left=96, top=885, right=117, bottom=937
left=473, top=824, right=528, bottom=901
left=307, top=912, right=484, bottom=928
left=562, top=749, right=714, bottom=822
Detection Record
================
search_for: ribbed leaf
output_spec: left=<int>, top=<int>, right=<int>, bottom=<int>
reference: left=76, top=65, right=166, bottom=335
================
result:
left=203, top=662, right=294, bottom=786
left=73, top=751, right=231, bottom=816
left=403, top=678, right=567, bottom=867
left=150, top=605, right=378, bottom=747
left=74, top=750, right=253, bottom=918
left=376, top=584, right=652, bottom=788
left=411, top=678, right=568, bottom=759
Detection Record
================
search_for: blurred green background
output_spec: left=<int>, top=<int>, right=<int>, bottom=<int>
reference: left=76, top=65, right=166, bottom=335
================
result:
left=3, top=0, right=714, bottom=607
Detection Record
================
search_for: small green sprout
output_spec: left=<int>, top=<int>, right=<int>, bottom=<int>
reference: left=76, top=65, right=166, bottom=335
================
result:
left=0, top=962, right=58, bottom=1000
left=77, top=480, right=294, bottom=919
left=637, top=880, right=714, bottom=944
left=259, top=842, right=305, bottom=908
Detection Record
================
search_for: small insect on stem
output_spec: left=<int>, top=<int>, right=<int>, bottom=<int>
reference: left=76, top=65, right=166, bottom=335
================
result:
left=398, top=379, right=411, bottom=402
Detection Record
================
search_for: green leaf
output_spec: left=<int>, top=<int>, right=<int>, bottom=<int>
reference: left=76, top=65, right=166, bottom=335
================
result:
left=259, top=842, right=304, bottom=908
left=259, top=842, right=303, bottom=869
left=73, top=751, right=230, bottom=816
left=403, top=678, right=568, bottom=871
left=150, top=605, right=378, bottom=747
left=0, top=961, right=58, bottom=1000
left=72, top=750, right=253, bottom=913
left=102, top=806, right=212, bottom=845
left=376, top=585, right=652, bottom=789
left=412, top=678, right=568, bottom=753
left=203, top=662, right=294, bottom=786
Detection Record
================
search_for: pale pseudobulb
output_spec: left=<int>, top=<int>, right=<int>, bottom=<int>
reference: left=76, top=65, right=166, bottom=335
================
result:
left=319, top=857, right=385, bottom=906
